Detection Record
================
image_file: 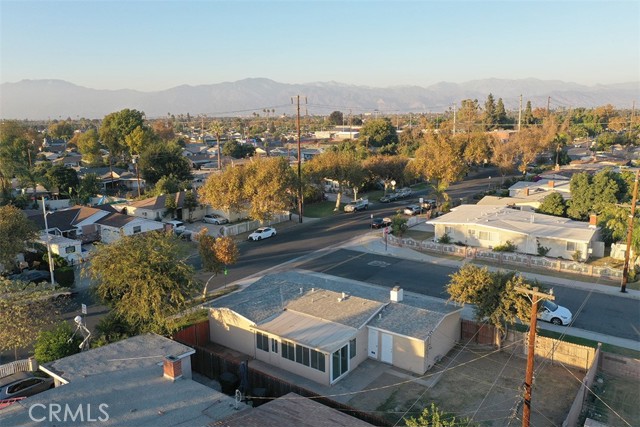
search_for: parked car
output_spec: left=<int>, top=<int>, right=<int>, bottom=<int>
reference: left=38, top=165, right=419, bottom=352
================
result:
left=166, top=220, right=186, bottom=235
left=202, top=214, right=228, bottom=225
left=537, top=300, right=572, bottom=326
left=421, top=199, right=437, bottom=210
left=403, top=205, right=422, bottom=216
left=248, top=227, right=276, bottom=241
left=8, top=270, right=50, bottom=284
left=397, top=187, right=413, bottom=198
left=371, top=217, right=392, bottom=229
left=344, top=198, right=369, bottom=212
left=0, top=372, right=54, bottom=400
left=379, top=194, right=393, bottom=203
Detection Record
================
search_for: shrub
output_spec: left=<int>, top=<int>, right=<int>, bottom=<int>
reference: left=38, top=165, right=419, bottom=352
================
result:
left=437, top=233, right=451, bottom=244
left=34, top=322, right=81, bottom=363
left=493, top=241, right=518, bottom=252
left=390, top=215, right=408, bottom=237
left=572, top=250, right=582, bottom=262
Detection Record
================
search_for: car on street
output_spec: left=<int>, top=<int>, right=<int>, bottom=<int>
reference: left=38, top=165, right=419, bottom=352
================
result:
left=0, top=371, right=54, bottom=400
left=371, top=217, right=392, bottom=229
left=8, top=270, right=50, bottom=284
left=202, top=214, right=228, bottom=225
left=379, top=193, right=398, bottom=203
left=397, top=187, right=413, bottom=198
left=403, top=205, right=422, bottom=216
left=344, top=198, right=369, bottom=212
left=421, top=199, right=437, bottom=210
left=537, top=300, right=572, bottom=326
left=248, top=226, right=276, bottom=241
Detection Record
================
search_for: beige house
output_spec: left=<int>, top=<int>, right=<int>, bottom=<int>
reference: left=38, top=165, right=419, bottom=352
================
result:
left=208, top=270, right=461, bottom=386
left=428, top=205, right=604, bottom=261
left=95, top=212, right=165, bottom=243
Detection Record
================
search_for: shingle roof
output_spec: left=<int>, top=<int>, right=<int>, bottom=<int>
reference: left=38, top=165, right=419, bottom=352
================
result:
left=210, top=271, right=460, bottom=343
left=95, top=212, right=138, bottom=228
left=28, top=205, right=106, bottom=232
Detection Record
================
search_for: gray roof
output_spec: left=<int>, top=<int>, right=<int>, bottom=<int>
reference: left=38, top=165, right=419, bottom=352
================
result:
left=256, top=310, right=357, bottom=353
left=0, top=365, right=245, bottom=427
left=428, top=205, right=598, bottom=243
left=215, top=392, right=374, bottom=427
left=368, top=303, right=449, bottom=340
left=45, top=334, right=194, bottom=381
left=211, top=271, right=460, bottom=343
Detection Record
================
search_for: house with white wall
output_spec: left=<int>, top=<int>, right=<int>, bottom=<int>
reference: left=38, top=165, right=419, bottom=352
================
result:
left=428, top=205, right=604, bottom=261
left=208, top=270, right=461, bottom=386
left=38, top=233, right=83, bottom=264
left=95, top=212, right=164, bottom=244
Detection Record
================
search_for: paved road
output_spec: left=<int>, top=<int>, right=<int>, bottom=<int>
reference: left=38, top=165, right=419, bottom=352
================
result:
left=295, top=249, right=640, bottom=342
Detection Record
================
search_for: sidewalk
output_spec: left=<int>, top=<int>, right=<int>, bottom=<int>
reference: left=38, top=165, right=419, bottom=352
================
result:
left=343, top=232, right=640, bottom=352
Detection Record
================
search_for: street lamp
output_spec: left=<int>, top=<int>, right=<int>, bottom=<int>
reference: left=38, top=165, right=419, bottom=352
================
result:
left=41, top=196, right=55, bottom=286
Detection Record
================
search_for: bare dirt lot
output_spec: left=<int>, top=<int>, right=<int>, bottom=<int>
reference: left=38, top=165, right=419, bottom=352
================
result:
left=584, top=373, right=639, bottom=426
left=347, top=344, right=583, bottom=426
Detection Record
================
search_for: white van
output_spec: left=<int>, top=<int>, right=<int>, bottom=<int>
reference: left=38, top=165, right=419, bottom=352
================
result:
left=166, top=220, right=186, bottom=235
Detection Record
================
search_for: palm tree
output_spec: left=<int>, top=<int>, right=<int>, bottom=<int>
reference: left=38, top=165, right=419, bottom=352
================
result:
left=209, top=121, right=225, bottom=171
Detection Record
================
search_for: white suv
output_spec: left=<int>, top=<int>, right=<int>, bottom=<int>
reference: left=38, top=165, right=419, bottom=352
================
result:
left=166, top=220, right=186, bottom=235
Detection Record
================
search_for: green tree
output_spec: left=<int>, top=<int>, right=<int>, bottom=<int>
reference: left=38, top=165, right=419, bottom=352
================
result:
left=45, top=164, right=79, bottom=196
left=124, top=125, right=156, bottom=156
left=34, top=321, right=81, bottom=363
left=85, top=231, right=196, bottom=334
left=0, top=204, right=37, bottom=271
left=77, top=173, right=101, bottom=204
left=99, top=109, right=146, bottom=161
left=328, top=111, right=344, bottom=126
left=537, top=192, right=566, bottom=217
left=74, top=129, right=103, bottom=166
left=457, top=99, right=481, bottom=133
left=495, top=98, right=509, bottom=127
left=222, top=139, right=256, bottom=158
left=304, top=150, right=366, bottom=210
left=446, top=265, right=534, bottom=346
left=390, top=214, right=408, bottom=237
left=358, top=118, right=398, bottom=149
left=566, top=169, right=620, bottom=220
left=47, top=120, right=75, bottom=141
left=405, top=402, right=476, bottom=427
left=522, top=100, right=534, bottom=125
left=139, top=141, right=192, bottom=185
left=0, top=278, right=60, bottom=359
left=0, top=121, right=39, bottom=203
left=197, top=230, right=239, bottom=298
left=200, top=157, right=297, bottom=221
left=566, top=172, right=593, bottom=220
left=183, top=190, right=198, bottom=222
left=363, top=155, right=410, bottom=193
left=483, top=93, right=497, bottom=130
left=152, top=174, right=185, bottom=196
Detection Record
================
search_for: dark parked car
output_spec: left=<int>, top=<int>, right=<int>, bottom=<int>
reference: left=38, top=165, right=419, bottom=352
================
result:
left=371, top=217, right=392, bottom=229
left=0, top=372, right=54, bottom=400
left=8, top=270, right=50, bottom=284
left=379, top=193, right=398, bottom=203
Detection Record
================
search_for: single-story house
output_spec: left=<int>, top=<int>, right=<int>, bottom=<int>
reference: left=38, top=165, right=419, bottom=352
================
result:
left=428, top=205, right=604, bottom=261
left=28, top=205, right=112, bottom=243
left=95, top=212, right=165, bottom=243
left=38, top=233, right=83, bottom=264
left=208, top=270, right=461, bottom=386
left=0, top=334, right=248, bottom=426
left=508, top=179, right=571, bottom=201
left=120, top=191, right=207, bottom=222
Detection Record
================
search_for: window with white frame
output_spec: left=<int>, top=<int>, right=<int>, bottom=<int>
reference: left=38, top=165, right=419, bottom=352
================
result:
left=444, top=226, right=453, bottom=234
left=256, top=332, right=269, bottom=352
left=65, top=246, right=76, bottom=254
left=271, top=338, right=278, bottom=353
left=281, top=340, right=295, bottom=361
left=478, top=230, right=495, bottom=241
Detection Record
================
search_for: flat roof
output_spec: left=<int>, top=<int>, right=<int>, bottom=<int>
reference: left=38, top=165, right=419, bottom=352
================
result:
left=256, top=310, right=357, bottom=353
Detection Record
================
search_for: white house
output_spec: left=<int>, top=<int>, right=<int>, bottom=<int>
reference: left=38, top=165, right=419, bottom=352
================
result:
left=428, top=205, right=604, bottom=261
left=38, top=233, right=83, bottom=264
left=96, top=213, right=164, bottom=244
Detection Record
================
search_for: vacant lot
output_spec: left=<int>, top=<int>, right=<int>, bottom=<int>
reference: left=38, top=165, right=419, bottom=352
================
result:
left=584, top=373, right=639, bottom=426
left=347, top=344, right=583, bottom=426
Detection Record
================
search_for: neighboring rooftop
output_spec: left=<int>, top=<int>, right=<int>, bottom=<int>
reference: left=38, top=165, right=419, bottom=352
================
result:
left=215, top=392, right=375, bottom=427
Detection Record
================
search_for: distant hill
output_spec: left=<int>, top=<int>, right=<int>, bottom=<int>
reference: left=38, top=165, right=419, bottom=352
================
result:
left=1, top=78, right=637, bottom=119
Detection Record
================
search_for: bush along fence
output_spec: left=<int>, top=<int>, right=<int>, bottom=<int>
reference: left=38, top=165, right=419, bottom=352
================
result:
left=387, top=235, right=623, bottom=281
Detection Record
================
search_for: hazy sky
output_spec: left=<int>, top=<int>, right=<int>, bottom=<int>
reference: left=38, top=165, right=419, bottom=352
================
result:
left=1, top=0, right=638, bottom=91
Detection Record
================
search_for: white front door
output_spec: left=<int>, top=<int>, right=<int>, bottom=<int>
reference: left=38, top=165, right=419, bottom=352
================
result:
left=368, top=328, right=379, bottom=359
left=381, top=333, right=393, bottom=364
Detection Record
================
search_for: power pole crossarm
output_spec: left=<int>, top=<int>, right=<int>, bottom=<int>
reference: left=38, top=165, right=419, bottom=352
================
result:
left=514, top=286, right=554, bottom=427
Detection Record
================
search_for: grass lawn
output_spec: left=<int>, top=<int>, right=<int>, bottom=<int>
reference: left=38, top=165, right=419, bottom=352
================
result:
left=303, top=201, right=344, bottom=218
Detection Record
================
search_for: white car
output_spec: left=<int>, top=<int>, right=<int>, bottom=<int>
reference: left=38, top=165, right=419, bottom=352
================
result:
left=538, top=300, right=572, bottom=326
left=248, top=227, right=276, bottom=241
left=166, top=220, right=186, bottom=235
left=202, top=214, right=228, bottom=225
left=403, top=205, right=421, bottom=216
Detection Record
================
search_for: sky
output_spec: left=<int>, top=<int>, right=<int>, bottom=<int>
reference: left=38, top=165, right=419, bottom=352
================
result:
left=1, top=0, right=638, bottom=92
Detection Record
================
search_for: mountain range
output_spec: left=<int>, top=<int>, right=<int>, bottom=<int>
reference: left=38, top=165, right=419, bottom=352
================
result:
left=1, top=78, right=637, bottom=120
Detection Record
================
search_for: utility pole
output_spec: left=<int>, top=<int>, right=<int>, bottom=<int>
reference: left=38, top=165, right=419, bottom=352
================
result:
left=452, top=104, right=457, bottom=135
left=518, top=94, right=523, bottom=132
left=515, top=286, right=554, bottom=427
left=292, top=95, right=305, bottom=223
left=630, top=101, right=636, bottom=141
left=621, top=169, right=639, bottom=293
left=547, top=97, right=551, bottom=116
